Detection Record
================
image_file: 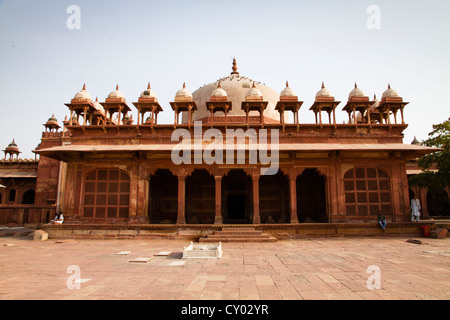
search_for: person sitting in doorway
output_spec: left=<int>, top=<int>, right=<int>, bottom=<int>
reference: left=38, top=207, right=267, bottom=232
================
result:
left=377, top=212, right=386, bottom=232
left=51, top=212, right=64, bottom=225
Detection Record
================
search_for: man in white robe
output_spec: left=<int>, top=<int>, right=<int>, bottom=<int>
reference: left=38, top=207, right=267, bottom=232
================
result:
left=411, top=196, right=421, bottom=222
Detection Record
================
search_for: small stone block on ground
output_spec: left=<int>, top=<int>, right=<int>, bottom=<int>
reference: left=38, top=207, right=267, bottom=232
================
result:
left=33, top=230, right=48, bottom=241
left=129, top=257, right=153, bottom=263
left=116, top=251, right=131, bottom=255
left=155, top=251, right=172, bottom=256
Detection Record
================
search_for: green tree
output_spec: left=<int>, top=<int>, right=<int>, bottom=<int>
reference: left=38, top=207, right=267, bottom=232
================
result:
left=408, top=118, right=450, bottom=194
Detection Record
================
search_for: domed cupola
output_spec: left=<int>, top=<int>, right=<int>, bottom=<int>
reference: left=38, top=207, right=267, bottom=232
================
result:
left=280, top=81, right=297, bottom=101
left=139, top=83, right=158, bottom=101
left=44, top=114, right=60, bottom=132
left=382, top=84, right=400, bottom=99
left=3, top=139, right=21, bottom=160
left=132, top=83, right=163, bottom=126
left=175, top=82, right=193, bottom=102
left=377, top=84, right=409, bottom=125
left=245, top=82, right=263, bottom=101
left=315, top=82, right=332, bottom=99
left=348, top=83, right=366, bottom=99
left=107, top=84, right=126, bottom=100
left=73, top=83, right=92, bottom=101
left=211, top=82, right=228, bottom=99
left=309, top=82, right=340, bottom=125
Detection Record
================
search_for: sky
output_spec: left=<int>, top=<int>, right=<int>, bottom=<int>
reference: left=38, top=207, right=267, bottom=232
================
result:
left=0, top=0, right=449, bottom=158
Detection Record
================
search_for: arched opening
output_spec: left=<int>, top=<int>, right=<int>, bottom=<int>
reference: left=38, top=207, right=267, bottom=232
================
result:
left=185, top=169, right=215, bottom=224
left=8, top=189, right=16, bottom=203
left=259, top=171, right=289, bottom=223
left=22, top=189, right=35, bottom=204
left=427, top=190, right=450, bottom=217
left=83, top=169, right=130, bottom=220
left=222, top=169, right=252, bottom=224
left=149, top=169, right=178, bottom=223
left=343, top=167, right=391, bottom=219
left=297, top=169, right=327, bottom=223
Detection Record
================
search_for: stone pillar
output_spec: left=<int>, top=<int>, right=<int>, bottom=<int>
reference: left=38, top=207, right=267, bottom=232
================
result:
left=289, top=174, right=299, bottom=224
left=177, top=174, right=186, bottom=225
left=252, top=174, right=260, bottom=224
left=214, top=176, right=222, bottom=224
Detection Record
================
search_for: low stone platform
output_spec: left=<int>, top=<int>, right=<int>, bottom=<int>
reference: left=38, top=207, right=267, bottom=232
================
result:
left=38, top=221, right=437, bottom=241
left=199, top=227, right=278, bottom=242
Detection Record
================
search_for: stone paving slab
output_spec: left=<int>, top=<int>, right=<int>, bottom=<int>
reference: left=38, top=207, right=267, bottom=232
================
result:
left=0, top=236, right=449, bottom=300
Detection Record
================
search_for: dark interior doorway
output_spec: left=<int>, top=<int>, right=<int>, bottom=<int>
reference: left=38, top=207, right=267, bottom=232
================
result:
left=222, top=169, right=252, bottom=224
left=228, top=194, right=246, bottom=220
left=185, top=169, right=215, bottom=224
left=149, top=169, right=178, bottom=223
left=297, top=169, right=327, bottom=223
left=427, top=190, right=450, bottom=217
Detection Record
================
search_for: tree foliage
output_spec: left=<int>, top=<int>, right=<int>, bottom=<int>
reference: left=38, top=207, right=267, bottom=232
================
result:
left=408, top=118, right=450, bottom=194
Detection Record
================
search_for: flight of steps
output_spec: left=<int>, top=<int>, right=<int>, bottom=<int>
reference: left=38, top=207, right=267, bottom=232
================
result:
left=199, top=227, right=277, bottom=243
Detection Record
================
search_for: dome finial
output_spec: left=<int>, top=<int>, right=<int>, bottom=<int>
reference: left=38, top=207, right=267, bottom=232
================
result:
left=231, top=57, right=239, bottom=75
left=147, top=82, right=151, bottom=90
left=252, top=82, right=256, bottom=88
left=286, top=80, right=289, bottom=88
left=183, top=82, right=186, bottom=88
left=322, top=81, right=325, bottom=89
left=82, top=83, right=86, bottom=90
left=388, top=83, right=391, bottom=89
left=355, top=82, right=358, bottom=89
left=116, top=84, right=119, bottom=90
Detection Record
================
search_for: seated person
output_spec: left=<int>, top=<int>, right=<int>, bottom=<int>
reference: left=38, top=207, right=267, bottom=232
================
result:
left=51, top=212, right=64, bottom=225
left=377, top=212, right=386, bottom=232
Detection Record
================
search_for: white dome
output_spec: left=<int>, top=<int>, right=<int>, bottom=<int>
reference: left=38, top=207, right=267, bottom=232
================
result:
left=93, top=97, right=105, bottom=112
left=315, top=82, right=332, bottom=99
left=349, top=83, right=365, bottom=98
left=371, top=94, right=379, bottom=108
left=108, top=85, right=125, bottom=99
left=74, top=84, right=92, bottom=100
left=246, top=82, right=263, bottom=99
left=182, top=59, right=286, bottom=123
left=140, top=83, right=158, bottom=99
left=176, top=83, right=192, bottom=98
left=211, top=83, right=228, bottom=97
left=382, top=84, right=400, bottom=99
left=280, top=81, right=296, bottom=97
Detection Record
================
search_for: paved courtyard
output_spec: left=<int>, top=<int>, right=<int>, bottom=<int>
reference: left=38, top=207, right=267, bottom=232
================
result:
left=0, top=235, right=449, bottom=300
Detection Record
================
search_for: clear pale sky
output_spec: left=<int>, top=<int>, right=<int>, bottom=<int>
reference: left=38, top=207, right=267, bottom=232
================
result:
left=0, top=0, right=449, bottom=158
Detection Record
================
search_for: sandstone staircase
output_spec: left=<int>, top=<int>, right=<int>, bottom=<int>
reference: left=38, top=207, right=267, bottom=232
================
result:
left=199, top=227, right=277, bottom=243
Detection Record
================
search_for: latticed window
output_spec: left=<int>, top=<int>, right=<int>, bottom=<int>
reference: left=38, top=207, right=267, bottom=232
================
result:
left=83, top=169, right=130, bottom=219
left=343, top=168, right=391, bottom=216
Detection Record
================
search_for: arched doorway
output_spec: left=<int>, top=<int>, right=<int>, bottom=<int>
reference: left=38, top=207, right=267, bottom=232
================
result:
left=22, top=189, right=35, bottom=204
left=427, top=190, right=450, bottom=217
left=297, top=169, right=327, bottom=223
left=149, top=169, right=178, bottom=223
left=222, top=169, right=252, bottom=224
left=259, top=171, right=289, bottom=223
left=185, top=169, right=215, bottom=224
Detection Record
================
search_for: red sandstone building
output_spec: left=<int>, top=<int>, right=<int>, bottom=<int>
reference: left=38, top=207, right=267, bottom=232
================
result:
left=0, top=60, right=446, bottom=233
